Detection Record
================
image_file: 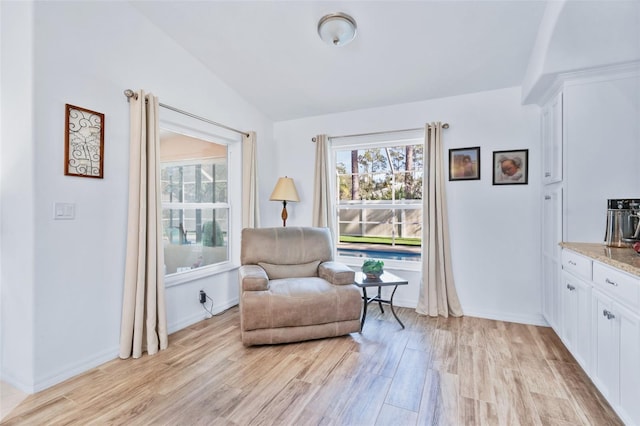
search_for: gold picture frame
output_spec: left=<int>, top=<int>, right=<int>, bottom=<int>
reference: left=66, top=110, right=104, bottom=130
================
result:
left=64, top=104, right=105, bottom=178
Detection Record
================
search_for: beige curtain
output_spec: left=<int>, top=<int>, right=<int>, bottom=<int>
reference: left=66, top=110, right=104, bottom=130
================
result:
left=312, top=134, right=334, bottom=230
left=242, top=131, right=260, bottom=228
left=416, top=122, right=463, bottom=317
left=119, top=90, right=168, bottom=359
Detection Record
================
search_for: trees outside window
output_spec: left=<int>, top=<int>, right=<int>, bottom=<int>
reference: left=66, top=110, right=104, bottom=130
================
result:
left=335, top=142, right=423, bottom=261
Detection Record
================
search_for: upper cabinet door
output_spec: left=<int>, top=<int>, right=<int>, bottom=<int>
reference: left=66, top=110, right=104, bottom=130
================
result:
left=542, top=91, right=563, bottom=185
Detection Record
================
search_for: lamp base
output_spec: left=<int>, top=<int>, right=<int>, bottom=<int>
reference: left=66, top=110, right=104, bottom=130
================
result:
left=281, top=201, right=288, bottom=227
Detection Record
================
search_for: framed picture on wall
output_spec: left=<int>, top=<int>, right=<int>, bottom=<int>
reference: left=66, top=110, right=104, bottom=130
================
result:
left=64, top=104, right=105, bottom=178
left=492, top=149, right=528, bottom=185
left=449, top=146, right=480, bottom=181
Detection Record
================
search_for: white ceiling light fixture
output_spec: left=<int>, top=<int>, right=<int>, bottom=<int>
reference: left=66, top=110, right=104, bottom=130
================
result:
left=317, top=12, right=357, bottom=47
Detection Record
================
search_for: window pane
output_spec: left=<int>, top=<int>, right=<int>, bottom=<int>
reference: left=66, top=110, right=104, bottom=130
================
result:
left=160, top=129, right=230, bottom=275
left=396, top=209, right=422, bottom=238
left=162, top=208, right=229, bottom=274
left=394, top=171, right=423, bottom=200
left=161, top=166, right=184, bottom=203
left=335, top=142, right=423, bottom=262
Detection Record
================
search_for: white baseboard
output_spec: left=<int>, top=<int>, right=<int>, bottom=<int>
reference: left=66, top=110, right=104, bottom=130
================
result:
left=24, top=298, right=240, bottom=394
left=168, top=311, right=207, bottom=335
left=392, top=297, right=417, bottom=309
left=1, top=370, right=35, bottom=394
left=167, top=298, right=239, bottom=334
left=462, top=308, right=548, bottom=327
left=33, top=346, right=118, bottom=393
left=382, top=297, right=547, bottom=327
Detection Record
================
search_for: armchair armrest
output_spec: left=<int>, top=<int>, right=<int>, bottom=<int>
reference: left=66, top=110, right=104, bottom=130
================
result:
left=238, top=265, right=269, bottom=291
left=319, top=261, right=355, bottom=285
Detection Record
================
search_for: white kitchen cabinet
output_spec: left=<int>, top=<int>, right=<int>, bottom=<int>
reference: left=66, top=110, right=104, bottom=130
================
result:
left=541, top=91, right=562, bottom=185
left=560, top=270, right=591, bottom=372
left=539, top=65, right=639, bottom=333
left=618, top=304, right=640, bottom=425
left=542, top=186, right=563, bottom=330
left=592, top=288, right=640, bottom=426
left=561, top=248, right=640, bottom=425
left=591, top=289, right=620, bottom=402
left=539, top=61, right=640, bottom=426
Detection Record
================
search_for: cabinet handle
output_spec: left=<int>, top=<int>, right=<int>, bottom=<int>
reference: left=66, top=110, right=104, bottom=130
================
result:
left=544, top=195, right=551, bottom=200
left=603, top=309, right=616, bottom=320
left=568, top=260, right=576, bottom=266
left=605, top=278, right=618, bottom=287
left=566, top=284, right=575, bottom=291
left=545, top=172, right=551, bottom=177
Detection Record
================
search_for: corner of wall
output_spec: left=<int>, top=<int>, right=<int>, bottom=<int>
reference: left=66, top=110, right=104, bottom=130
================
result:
left=0, top=0, right=37, bottom=393
left=521, top=0, right=566, bottom=105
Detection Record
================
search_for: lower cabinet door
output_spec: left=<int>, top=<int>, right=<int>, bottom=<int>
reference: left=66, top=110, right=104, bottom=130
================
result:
left=591, top=290, right=620, bottom=403
left=617, top=302, right=640, bottom=425
left=561, top=271, right=578, bottom=350
left=561, top=271, right=591, bottom=372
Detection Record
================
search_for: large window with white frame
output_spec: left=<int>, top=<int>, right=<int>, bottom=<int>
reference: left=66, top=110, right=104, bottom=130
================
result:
left=160, top=130, right=230, bottom=276
left=334, top=135, right=424, bottom=264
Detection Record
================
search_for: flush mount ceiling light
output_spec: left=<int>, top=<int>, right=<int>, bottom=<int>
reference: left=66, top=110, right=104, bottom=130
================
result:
left=317, top=12, right=357, bottom=47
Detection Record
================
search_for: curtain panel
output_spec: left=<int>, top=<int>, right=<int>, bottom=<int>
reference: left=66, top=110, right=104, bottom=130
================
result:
left=242, top=131, right=260, bottom=229
left=312, top=134, right=334, bottom=230
left=416, top=122, right=463, bottom=318
left=119, top=90, right=168, bottom=359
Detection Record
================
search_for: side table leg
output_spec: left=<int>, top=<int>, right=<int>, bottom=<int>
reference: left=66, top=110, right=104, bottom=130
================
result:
left=377, top=285, right=384, bottom=314
left=360, top=287, right=368, bottom=331
left=389, top=285, right=405, bottom=329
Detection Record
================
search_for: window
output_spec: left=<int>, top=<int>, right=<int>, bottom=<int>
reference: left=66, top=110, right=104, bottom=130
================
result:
left=160, top=130, right=230, bottom=276
left=334, top=138, right=423, bottom=264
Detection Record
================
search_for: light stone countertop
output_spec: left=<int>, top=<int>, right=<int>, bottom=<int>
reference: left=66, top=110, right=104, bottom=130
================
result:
left=560, top=242, right=640, bottom=278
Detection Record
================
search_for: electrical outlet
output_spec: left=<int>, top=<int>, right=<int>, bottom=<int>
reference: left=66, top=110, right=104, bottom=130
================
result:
left=199, top=290, right=206, bottom=304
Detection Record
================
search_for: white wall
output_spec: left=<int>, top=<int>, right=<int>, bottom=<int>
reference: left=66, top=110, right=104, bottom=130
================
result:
left=522, top=0, right=640, bottom=103
left=0, top=0, right=36, bottom=392
left=563, top=70, right=640, bottom=242
left=1, top=1, right=274, bottom=392
left=273, top=87, right=543, bottom=325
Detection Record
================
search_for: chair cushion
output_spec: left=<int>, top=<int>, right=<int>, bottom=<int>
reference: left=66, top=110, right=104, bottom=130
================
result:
left=258, top=260, right=320, bottom=280
left=241, top=277, right=362, bottom=331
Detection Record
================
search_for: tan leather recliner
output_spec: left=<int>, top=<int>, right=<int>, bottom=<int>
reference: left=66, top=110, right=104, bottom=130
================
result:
left=238, top=227, right=362, bottom=346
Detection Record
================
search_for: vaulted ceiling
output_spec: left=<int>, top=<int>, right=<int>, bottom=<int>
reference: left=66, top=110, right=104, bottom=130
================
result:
left=131, top=1, right=638, bottom=122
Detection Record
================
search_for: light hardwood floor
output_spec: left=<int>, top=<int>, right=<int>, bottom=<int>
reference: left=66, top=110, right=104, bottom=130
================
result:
left=1, top=306, right=622, bottom=425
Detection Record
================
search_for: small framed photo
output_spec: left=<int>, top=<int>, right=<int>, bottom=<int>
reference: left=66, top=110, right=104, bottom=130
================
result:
left=493, top=149, right=528, bottom=185
left=449, top=147, right=480, bottom=181
left=64, top=104, right=105, bottom=178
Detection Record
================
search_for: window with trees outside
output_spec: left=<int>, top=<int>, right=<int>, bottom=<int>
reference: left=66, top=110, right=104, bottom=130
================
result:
left=335, top=138, right=423, bottom=264
left=160, top=130, right=230, bottom=276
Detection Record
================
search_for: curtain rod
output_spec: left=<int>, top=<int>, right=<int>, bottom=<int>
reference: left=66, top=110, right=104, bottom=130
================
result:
left=311, top=123, right=449, bottom=142
left=123, top=89, right=250, bottom=137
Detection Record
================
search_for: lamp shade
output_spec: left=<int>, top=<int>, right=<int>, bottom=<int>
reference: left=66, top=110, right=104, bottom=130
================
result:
left=269, top=177, right=300, bottom=202
left=317, top=12, right=357, bottom=46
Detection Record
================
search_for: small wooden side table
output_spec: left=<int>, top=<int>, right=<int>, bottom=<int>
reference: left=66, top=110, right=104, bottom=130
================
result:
left=354, top=271, right=408, bottom=330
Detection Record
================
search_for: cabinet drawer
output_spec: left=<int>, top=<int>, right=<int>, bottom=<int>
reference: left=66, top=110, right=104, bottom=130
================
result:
left=562, top=250, right=592, bottom=281
left=593, top=262, right=640, bottom=310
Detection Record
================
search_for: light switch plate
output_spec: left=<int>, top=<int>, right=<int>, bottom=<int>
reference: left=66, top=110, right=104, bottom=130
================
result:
left=53, top=202, right=75, bottom=220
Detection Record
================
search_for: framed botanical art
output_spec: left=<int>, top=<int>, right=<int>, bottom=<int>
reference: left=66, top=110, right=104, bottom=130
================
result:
left=493, top=149, right=528, bottom=185
left=449, top=146, right=480, bottom=181
left=64, top=104, right=105, bottom=178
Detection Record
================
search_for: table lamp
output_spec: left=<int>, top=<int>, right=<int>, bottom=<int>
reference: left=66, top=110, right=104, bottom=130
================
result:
left=269, top=176, right=300, bottom=227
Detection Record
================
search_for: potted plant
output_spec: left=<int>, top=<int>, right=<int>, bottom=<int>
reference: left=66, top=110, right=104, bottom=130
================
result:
left=362, top=259, right=384, bottom=280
